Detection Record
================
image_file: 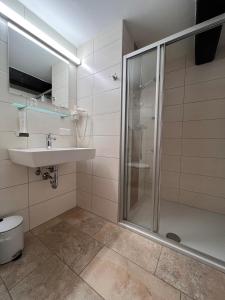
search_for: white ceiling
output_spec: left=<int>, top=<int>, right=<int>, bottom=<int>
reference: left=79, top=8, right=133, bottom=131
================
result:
left=18, top=0, right=196, bottom=48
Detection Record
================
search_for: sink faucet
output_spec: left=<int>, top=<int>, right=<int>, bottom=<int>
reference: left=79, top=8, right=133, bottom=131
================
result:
left=46, top=133, right=56, bottom=149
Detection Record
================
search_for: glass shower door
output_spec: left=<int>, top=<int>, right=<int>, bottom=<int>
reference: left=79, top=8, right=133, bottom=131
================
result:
left=123, top=48, right=159, bottom=230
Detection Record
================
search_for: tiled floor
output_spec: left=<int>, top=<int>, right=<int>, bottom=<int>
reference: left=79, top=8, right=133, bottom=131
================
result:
left=1, top=207, right=225, bottom=299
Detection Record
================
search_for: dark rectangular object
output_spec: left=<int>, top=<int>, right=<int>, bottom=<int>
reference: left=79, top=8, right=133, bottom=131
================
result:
left=195, top=0, right=225, bottom=65
left=9, top=67, right=52, bottom=95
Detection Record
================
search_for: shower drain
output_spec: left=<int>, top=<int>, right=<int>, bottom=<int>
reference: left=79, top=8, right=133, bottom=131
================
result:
left=166, top=232, right=181, bottom=243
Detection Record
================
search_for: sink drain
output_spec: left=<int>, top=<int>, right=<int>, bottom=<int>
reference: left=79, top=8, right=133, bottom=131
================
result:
left=166, top=232, right=181, bottom=243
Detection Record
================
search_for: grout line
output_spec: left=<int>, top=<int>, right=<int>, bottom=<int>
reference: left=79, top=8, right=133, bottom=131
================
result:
left=29, top=189, right=76, bottom=209
left=154, top=245, right=163, bottom=275
left=30, top=220, right=105, bottom=299
left=1, top=279, right=13, bottom=300
left=164, top=97, right=225, bottom=108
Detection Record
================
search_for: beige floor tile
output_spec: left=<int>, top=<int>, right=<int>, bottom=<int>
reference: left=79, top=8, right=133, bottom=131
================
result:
left=94, top=222, right=122, bottom=244
left=0, top=279, right=10, bottom=300
left=81, top=247, right=180, bottom=300
left=31, top=216, right=62, bottom=236
left=181, top=294, right=193, bottom=300
left=61, top=207, right=107, bottom=236
left=38, top=221, right=103, bottom=274
left=10, top=256, right=102, bottom=300
left=156, top=247, right=225, bottom=300
left=95, top=222, right=162, bottom=273
left=105, top=225, right=162, bottom=273
left=0, top=233, right=51, bottom=290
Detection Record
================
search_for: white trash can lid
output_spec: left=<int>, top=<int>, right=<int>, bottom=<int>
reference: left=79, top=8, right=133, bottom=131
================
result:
left=0, top=216, right=23, bottom=233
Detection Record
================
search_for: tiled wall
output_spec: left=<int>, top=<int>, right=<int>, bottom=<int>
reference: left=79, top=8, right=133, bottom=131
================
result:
left=0, top=3, right=77, bottom=231
left=76, top=22, right=134, bottom=222
left=161, top=39, right=225, bottom=215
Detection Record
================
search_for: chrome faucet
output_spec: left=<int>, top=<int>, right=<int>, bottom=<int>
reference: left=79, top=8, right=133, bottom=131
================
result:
left=46, top=133, right=56, bottom=149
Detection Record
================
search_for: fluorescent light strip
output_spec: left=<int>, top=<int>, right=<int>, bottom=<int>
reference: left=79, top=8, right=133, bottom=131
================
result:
left=0, top=2, right=80, bottom=65
left=8, top=22, right=69, bottom=64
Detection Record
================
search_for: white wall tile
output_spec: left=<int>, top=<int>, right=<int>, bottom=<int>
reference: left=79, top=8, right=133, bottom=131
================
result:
left=76, top=23, right=122, bottom=220
left=181, top=157, right=225, bottom=178
left=92, top=196, right=118, bottom=222
left=182, top=139, right=225, bottom=158
left=0, top=132, right=27, bottom=160
left=179, top=189, right=225, bottom=215
left=165, top=69, right=185, bottom=89
left=165, top=56, right=186, bottom=73
left=93, top=136, right=120, bottom=158
left=160, top=186, right=180, bottom=202
left=94, top=64, right=121, bottom=94
left=0, top=160, right=27, bottom=188
left=29, top=191, right=75, bottom=229
left=76, top=160, right=93, bottom=175
left=183, top=119, right=225, bottom=139
left=77, top=75, right=93, bottom=99
left=0, top=184, right=28, bottom=216
left=29, top=173, right=75, bottom=206
left=93, top=176, right=118, bottom=202
left=77, top=190, right=92, bottom=211
left=94, top=40, right=122, bottom=73
left=0, top=71, right=9, bottom=103
left=162, top=138, right=182, bottom=155
left=163, top=105, right=183, bottom=122
left=77, top=97, right=93, bottom=115
left=164, top=87, right=184, bottom=106
left=93, top=88, right=121, bottom=115
left=0, top=101, right=19, bottom=132
left=184, top=99, right=225, bottom=121
left=185, top=58, right=225, bottom=84
left=77, top=40, right=93, bottom=59
left=162, top=122, right=182, bottom=138
left=0, top=41, right=7, bottom=73
left=184, top=78, right=225, bottom=103
left=180, top=173, right=225, bottom=198
left=93, top=112, right=120, bottom=136
left=77, top=173, right=92, bottom=193
left=161, top=155, right=181, bottom=172
left=0, top=17, right=8, bottom=43
left=17, top=208, right=29, bottom=232
left=93, top=157, right=119, bottom=180
left=161, top=171, right=180, bottom=188
left=77, top=54, right=95, bottom=79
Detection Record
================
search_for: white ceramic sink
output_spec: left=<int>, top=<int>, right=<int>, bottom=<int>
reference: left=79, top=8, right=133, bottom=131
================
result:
left=8, top=147, right=96, bottom=168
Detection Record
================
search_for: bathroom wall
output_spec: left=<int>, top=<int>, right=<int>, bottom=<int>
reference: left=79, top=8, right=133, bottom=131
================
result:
left=161, top=32, right=225, bottom=215
left=0, top=2, right=77, bottom=230
left=76, top=21, right=134, bottom=222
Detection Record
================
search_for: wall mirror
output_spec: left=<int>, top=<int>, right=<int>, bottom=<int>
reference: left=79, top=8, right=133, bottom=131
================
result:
left=8, top=25, right=71, bottom=109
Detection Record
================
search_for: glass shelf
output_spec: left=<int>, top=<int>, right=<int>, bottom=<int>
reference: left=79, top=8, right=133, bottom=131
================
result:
left=12, top=102, right=71, bottom=118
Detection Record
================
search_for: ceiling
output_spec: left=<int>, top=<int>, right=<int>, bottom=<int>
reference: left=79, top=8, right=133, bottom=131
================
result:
left=18, top=0, right=196, bottom=48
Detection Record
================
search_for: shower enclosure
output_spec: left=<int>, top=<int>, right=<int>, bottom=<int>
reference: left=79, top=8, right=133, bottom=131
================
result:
left=120, top=13, right=225, bottom=271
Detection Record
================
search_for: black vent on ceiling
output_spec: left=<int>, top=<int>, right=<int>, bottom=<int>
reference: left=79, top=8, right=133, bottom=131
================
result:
left=9, top=67, right=52, bottom=95
left=195, top=0, right=225, bottom=65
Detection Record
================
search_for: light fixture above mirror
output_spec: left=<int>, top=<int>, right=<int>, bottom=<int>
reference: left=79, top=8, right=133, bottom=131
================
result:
left=0, top=1, right=80, bottom=65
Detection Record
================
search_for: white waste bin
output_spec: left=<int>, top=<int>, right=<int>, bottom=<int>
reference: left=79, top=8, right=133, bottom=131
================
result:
left=0, top=216, right=24, bottom=264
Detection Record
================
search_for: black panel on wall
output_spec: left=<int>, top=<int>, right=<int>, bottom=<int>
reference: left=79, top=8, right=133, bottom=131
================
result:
left=195, top=0, right=225, bottom=65
left=9, top=67, right=52, bottom=95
